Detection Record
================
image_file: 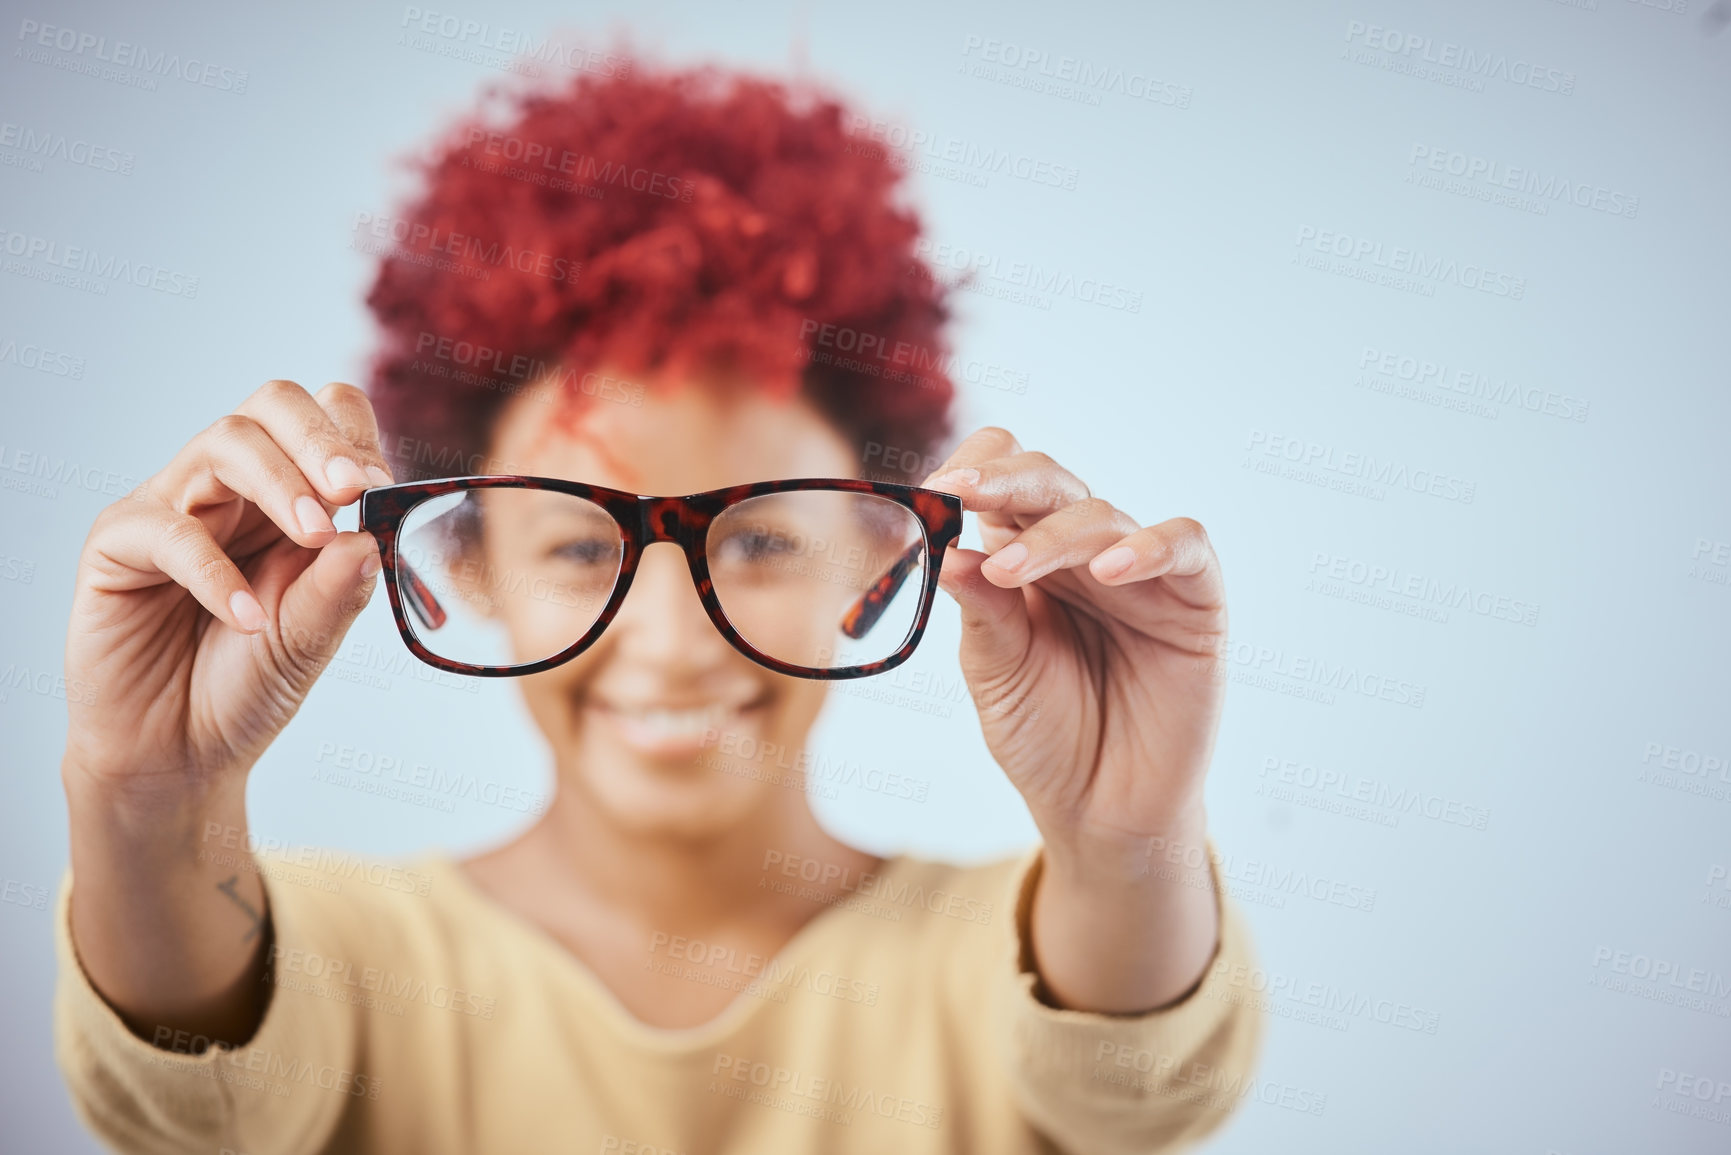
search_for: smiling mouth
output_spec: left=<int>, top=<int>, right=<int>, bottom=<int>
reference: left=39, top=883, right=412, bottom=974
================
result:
left=590, top=696, right=767, bottom=753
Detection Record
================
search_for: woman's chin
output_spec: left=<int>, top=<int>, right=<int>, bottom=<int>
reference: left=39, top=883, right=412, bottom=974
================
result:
left=578, top=750, right=765, bottom=840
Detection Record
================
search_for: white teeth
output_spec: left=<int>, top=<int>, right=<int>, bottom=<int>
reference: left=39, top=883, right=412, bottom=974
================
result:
left=610, top=704, right=741, bottom=735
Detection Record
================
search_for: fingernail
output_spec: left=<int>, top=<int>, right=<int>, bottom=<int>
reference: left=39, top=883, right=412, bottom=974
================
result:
left=930, top=468, right=979, bottom=489
left=324, top=456, right=370, bottom=491
left=229, top=590, right=267, bottom=632
left=365, top=465, right=394, bottom=487
left=360, top=546, right=382, bottom=579
left=1092, top=547, right=1135, bottom=579
left=295, top=495, right=336, bottom=537
left=986, top=542, right=1028, bottom=572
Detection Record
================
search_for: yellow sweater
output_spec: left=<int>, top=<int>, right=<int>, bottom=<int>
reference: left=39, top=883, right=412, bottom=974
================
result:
left=53, top=844, right=1263, bottom=1154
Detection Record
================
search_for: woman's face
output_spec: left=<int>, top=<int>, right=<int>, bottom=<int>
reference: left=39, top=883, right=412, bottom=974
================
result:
left=469, top=369, right=860, bottom=840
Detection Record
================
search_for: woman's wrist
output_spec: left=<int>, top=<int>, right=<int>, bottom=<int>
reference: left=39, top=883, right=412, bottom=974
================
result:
left=62, top=749, right=245, bottom=840
left=63, top=752, right=271, bottom=1046
left=1028, top=799, right=1221, bottom=1014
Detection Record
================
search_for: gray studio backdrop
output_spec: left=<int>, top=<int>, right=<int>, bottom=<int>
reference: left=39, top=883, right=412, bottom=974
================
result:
left=3, top=0, right=1729, bottom=1151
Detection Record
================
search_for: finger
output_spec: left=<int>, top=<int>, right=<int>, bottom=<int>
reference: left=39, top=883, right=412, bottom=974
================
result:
left=274, top=531, right=383, bottom=675
left=311, top=381, right=396, bottom=487
left=167, top=414, right=342, bottom=549
left=924, top=449, right=1090, bottom=521
left=1087, top=517, right=1225, bottom=607
left=922, top=425, right=1021, bottom=472
left=978, top=497, right=1141, bottom=588
left=935, top=545, right=1032, bottom=689
left=233, top=379, right=383, bottom=504
left=87, top=500, right=271, bottom=633
left=919, top=426, right=1022, bottom=494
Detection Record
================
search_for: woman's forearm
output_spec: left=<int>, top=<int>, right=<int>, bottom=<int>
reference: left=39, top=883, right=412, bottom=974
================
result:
left=1028, top=802, right=1220, bottom=1015
left=63, top=761, right=273, bottom=1051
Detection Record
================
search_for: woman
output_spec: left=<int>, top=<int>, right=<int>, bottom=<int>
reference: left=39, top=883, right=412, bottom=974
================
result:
left=54, top=54, right=1262, bottom=1154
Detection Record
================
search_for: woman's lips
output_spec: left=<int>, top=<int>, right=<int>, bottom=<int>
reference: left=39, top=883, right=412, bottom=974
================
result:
left=590, top=697, right=764, bottom=758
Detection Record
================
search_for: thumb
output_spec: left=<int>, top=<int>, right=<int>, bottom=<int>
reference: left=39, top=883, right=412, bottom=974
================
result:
left=272, top=531, right=382, bottom=682
left=936, top=546, right=1031, bottom=691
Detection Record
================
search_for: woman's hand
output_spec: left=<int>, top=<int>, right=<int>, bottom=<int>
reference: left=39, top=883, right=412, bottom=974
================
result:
left=62, top=380, right=396, bottom=1049
left=924, top=426, right=1227, bottom=1013
left=64, top=379, right=394, bottom=797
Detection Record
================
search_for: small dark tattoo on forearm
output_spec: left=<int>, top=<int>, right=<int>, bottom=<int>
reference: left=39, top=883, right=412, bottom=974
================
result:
left=216, top=874, right=264, bottom=942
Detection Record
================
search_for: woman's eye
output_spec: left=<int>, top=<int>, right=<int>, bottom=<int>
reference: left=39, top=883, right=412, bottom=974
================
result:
left=550, top=538, right=617, bottom=565
left=719, top=530, right=789, bottom=565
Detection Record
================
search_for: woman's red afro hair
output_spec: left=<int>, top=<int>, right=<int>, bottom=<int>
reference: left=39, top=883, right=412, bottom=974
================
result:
left=363, top=53, right=958, bottom=482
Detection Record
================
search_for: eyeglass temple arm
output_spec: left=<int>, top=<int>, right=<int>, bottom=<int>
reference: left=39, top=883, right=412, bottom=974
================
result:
left=840, top=539, right=924, bottom=640
left=400, top=561, right=448, bottom=631
left=360, top=488, right=450, bottom=632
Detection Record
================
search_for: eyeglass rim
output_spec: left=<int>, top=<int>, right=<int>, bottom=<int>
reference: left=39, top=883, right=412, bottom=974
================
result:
left=358, top=475, right=966, bottom=680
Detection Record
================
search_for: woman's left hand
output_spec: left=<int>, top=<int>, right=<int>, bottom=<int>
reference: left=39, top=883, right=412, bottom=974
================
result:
left=925, top=426, right=1228, bottom=868
left=924, top=426, right=1227, bottom=1011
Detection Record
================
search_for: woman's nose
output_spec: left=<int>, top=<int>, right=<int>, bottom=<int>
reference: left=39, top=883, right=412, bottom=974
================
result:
left=606, top=542, right=733, bottom=667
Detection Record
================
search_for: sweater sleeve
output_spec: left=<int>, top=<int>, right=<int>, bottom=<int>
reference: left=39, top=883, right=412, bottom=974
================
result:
left=51, top=857, right=367, bottom=1155
left=996, top=843, right=1266, bottom=1155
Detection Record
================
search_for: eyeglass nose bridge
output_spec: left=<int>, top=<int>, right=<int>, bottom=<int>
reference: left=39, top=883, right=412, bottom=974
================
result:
left=637, top=494, right=719, bottom=551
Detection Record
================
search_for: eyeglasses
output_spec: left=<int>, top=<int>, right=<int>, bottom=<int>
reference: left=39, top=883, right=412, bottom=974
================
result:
left=359, top=476, right=964, bottom=679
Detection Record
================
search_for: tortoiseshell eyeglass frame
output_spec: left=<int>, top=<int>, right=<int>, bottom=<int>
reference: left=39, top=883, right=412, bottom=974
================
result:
left=358, top=476, right=965, bottom=680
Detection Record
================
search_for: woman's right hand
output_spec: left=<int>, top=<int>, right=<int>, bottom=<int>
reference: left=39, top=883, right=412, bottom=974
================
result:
left=63, top=379, right=397, bottom=798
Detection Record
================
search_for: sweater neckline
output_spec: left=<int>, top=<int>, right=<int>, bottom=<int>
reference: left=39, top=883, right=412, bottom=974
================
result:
left=410, top=847, right=920, bottom=1050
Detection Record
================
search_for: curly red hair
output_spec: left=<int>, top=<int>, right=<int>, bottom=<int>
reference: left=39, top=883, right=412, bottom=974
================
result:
left=363, top=54, right=958, bottom=484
